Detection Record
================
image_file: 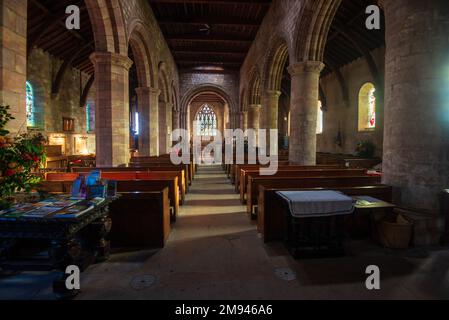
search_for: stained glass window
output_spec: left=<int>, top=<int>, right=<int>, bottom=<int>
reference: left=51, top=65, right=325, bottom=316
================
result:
left=317, top=100, right=324, bottom=134
left=358, top=82, right=376, bottom=131
left=26, top=81, right=35, bottom=127
left=195, top=104, right=217, bottom=136
left=86, top=103, right=95, bottom=133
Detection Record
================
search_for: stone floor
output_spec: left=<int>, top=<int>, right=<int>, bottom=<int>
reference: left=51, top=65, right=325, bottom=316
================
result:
left=1, top=165, right=449, bottom=300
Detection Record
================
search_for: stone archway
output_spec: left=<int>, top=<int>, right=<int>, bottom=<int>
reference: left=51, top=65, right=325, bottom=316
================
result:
left=181, top=84, right=237, bottom=132
left=85, top=0, right=133, bottom=167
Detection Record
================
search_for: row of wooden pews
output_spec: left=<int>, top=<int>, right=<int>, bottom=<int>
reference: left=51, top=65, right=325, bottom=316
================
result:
left=229, top=157, right=391, bottom=245
left=39, top=155, right=195, bottom=250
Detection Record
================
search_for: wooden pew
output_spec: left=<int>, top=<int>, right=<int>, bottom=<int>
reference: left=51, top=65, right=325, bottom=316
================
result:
left=45, top=172, right=180, bottom=221
left=129, top=160, right=195, bottom=186
left=241, top=168, right=365, bottom=204
left=130, top=155, right=195, bottom=179
left=71, top=167, right=187, bottom=204
left=232, top=161, right=290, bottom=187
left=109, top=190, right=170, bottom=248
left=258, top=184, right=392, bottom=242
left=247, top=175, right=382, bottom=215
left=237, top=164, right=343, bottom=195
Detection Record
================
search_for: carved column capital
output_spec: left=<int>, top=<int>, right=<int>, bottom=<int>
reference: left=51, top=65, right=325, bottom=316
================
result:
left=288, top=61, right=325, bottom=76
left=90, top=52, right=133, bottom=71
left=264, top=90, right=282, bottom=99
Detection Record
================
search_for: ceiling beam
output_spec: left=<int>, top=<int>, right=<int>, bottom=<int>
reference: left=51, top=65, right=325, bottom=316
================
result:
left=171, top=46, right=249, bottom=54
left=167, top=34, right=253, bottom=43
left=159, top=16, right=261, bottom=27
left=331, top=23, right=381, bottom=88
left=30, top=0, right=89, bottom=44
left=52, top=41, right=94, bottom=98
left=149, top=0, right=271, bottom=5
left=179, top=68, right=239, bottom=74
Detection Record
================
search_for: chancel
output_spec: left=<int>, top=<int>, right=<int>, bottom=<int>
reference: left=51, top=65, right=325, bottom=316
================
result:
left=0, top=0, right=449, bottom=302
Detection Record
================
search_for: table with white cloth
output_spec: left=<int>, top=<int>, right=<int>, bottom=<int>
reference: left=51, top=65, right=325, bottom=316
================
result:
left=276, top=190, right=355, bottom=258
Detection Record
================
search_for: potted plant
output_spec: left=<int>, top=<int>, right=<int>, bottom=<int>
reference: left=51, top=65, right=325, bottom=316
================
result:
left=356, top=140, right=376, bottom=158
left=0, top=105, right=46, bottom=209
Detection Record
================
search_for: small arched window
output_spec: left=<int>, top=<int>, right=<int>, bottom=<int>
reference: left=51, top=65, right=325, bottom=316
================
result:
left=195, top=104, right=217, bottom=137
left=26, top=81, right=35, bottom=127
left=358, top=82, right=376, bottom=131
left=317, top=100, right=324, bottom=134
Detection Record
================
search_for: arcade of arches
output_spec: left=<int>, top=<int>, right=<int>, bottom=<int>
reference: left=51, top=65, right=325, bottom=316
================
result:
left=1, top=0, right=449, bottom=299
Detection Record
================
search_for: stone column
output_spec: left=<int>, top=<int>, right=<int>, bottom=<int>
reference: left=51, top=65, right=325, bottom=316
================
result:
left=172, top=109, right=180, bottom=131
left=135, top=87, right=150, bottom=156
left=288, top=61, right=324, bottom=165
left=136, top=87, right=160, bottom=157
left=262, top=90, right=281, bottom=151
left=166, top=102, right=173, bottom=151
left=382, top=0, right=449, bottom=211
left=239, top=111, right=248, bottom=131
left=90, top=52, right=133, bottom=167
left=158, top=100, right=167, bottom=155
left=247, top=105, right=260, bottom=131
left=0, top=0, right=27, bottom=134
left=247, top=104, right=260, bottom=147
left=263, top=90, right=281, bottom=131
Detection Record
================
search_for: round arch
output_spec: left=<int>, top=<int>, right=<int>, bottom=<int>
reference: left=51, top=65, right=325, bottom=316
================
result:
left=128, top=21, right=156, bottom=88
left=181, top=84, right=236, bottom=114
left=85, top=0, right=127, bottom=55
left=158, top=62, right=171, bottom=103
left=180, top=84, right=236, bottom=130
left=247, top=67, right=262, bottom=106
left=293, top=0, right=342, bottom=63
left=262, top=39, right=289, bottom=92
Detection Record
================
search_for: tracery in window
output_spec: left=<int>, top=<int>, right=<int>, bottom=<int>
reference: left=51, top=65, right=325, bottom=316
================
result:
left=26, top=81, right=35, bottom=127
left=358, top=82, right=376, bottom=131
left=195, top=104, right=217, bottom=136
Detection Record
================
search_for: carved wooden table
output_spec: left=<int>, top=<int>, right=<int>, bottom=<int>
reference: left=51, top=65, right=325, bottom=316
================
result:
left=0, top=196, right=116, bottom=299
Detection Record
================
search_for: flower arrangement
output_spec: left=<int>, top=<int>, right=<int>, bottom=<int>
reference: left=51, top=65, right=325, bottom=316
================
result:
left=0, top=105, right=46, bottom=209
left=356, top=140, right=376, bottom=158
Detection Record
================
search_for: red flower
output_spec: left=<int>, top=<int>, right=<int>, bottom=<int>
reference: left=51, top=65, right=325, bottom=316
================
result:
left=33, top=156, right=39, bottom=163
left=5, top=169, right=16, bottom=177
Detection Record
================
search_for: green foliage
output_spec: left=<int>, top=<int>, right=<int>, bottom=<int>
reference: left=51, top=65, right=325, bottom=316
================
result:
left=356, top=140, right=376, bottom=158
left=0, top=105, right=46, bottom=205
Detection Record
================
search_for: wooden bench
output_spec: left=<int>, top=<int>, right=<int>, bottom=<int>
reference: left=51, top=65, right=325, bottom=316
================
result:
left=238, top=165, right=345, bottom=197
left=131, top=155, right=196, bottom=183
left=247, top=175, right=382, bottom=215
left=242, top=169, right=367, bottom=205
left=258, top=184, right=392, bottom=242
left=231, top=161, right=290, bottom=185
left=109, top=190, right=170, bottom=248
left=45, top=172, right=180, bottom=221
left=71, top=167, right=187, bottom=204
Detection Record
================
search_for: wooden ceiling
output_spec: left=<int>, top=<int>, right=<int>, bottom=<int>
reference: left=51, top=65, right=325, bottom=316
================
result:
left=323, top=0, right=385, bottom=75
left=191, top=93, right=226, bottom=104
left=26, top=0, right=384, bottom=82
left=148, top=0, right=271, bottom=73
left=27, top=0, right=95, bottom=75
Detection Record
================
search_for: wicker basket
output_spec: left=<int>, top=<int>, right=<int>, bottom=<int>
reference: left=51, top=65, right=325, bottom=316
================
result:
left=379, top=215, right=414, bottom=249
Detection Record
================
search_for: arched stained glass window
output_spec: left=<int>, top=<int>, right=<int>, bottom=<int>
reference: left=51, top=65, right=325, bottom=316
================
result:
left=195, top=104, right=217, bottom=137
left=26, top=81, right=35, bottom=127
left=317, top=100, right=324, bottom=134
left=358, top=83, right=376, bottom=131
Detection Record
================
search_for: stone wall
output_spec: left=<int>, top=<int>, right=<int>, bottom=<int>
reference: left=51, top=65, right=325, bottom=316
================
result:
left=179, top=72, right=239, bottom=111
left=317, top=47, right=385, bottom=157
left=0, top=0, right=27, bottom=133
left=239, top=0, right=304, bottom=103
left=27, top=48, right=95, bottom=155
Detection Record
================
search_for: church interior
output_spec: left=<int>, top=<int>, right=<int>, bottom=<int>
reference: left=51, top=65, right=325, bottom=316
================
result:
left=0, top=0, right=449, bottom=301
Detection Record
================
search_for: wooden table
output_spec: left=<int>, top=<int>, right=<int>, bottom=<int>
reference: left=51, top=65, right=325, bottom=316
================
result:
left=351, top=196, right=396, bottom=241
left=0, top=196, right=117, bottom=299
